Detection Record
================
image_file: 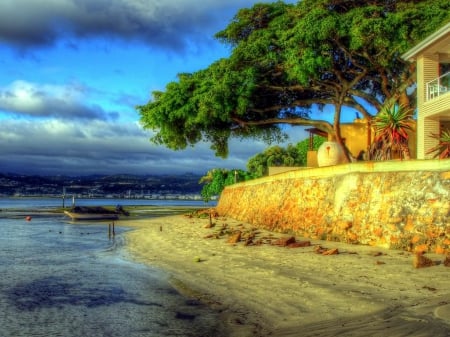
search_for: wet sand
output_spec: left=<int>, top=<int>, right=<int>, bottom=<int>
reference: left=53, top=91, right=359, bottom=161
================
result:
left=119, top=212, right=450, bottom=337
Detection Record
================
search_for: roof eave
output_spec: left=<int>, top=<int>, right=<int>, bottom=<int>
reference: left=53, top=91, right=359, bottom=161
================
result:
left=401, top=22, right=450, bottom=61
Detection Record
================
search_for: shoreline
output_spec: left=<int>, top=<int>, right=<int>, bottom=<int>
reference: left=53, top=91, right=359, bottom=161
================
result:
left=119, top=212, right=450, bottom=336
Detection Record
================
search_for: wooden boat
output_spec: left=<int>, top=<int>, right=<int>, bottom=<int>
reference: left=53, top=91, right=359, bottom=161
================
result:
left=64, top=206, right=120, bottom=221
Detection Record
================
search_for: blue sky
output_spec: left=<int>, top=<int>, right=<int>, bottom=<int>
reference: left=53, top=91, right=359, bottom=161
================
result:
left=0, top=0, right=311, bottom=176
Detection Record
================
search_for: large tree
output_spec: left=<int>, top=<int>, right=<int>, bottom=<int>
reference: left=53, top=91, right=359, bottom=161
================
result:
left=138, top=0, right=450, bottom=160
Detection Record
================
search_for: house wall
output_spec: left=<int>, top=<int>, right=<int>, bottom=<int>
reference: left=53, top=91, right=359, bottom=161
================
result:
left=340, top=121, right=372, bottom=159
left=418, top=53, right=438, bottom=158
left=423, top=94, right=450, bottom=158
left=216, top=160, right=450, bottom=254
left=416, top=52, right=450, bottom=159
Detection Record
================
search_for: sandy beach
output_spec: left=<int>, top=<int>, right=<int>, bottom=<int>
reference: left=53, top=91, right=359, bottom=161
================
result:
left=119, top=211, right=450, bottom=337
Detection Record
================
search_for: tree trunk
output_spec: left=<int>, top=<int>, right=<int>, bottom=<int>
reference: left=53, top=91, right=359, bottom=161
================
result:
left=400, top=142, right=411, bottom=160
left=333, top=102, right=351, bottom=162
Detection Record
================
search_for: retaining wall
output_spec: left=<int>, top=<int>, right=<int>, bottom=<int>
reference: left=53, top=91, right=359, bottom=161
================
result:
left=216, top=160, right=450, bottom=254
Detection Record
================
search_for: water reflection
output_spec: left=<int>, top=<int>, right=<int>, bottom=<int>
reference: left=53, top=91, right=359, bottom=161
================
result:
left=0, top=216, right=224, bottom=337
left=8, top=276, right=163, bottom=311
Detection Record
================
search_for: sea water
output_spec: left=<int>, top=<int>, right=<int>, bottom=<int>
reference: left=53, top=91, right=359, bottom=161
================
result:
left=0, top=198, right=222, bottom=337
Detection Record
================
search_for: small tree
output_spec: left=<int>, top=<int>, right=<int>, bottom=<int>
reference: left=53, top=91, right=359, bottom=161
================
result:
left=199, top=169, right=254, bottom=202
left=246, top=136, right=326, bottom=177
left=247, top=145, right=296, bottom=177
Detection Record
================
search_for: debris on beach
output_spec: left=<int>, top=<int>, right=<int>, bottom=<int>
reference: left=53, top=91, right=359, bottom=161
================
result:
left=369, top=251, right=385, bottom=257
left=314, top=245, right=339, bottom=255
left=227, top=231, right=241, bottom=244
left=322, top=248, right=339, bottom=255
left=272, top=236, right=296, bottom=246
left=444, top=255, right=450, bottom=267
left=272, top=236, right=311, bottom=248
left=413, top=252, right=436, bottom=268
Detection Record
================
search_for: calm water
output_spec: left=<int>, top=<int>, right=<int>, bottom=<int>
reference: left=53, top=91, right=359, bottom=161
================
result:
left=0, top=198, right=222, bottom=337
left=0, top=197, right=214, bottom=210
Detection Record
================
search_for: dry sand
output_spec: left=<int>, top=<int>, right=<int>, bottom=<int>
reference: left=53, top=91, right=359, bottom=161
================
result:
left=118, top=213, right=450, bottom=337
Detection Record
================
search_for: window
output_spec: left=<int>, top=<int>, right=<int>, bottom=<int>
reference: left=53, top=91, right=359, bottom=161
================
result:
left=440, top=63, right=450, bottom=87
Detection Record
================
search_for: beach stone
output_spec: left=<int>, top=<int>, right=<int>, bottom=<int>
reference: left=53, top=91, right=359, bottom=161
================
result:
left=413, top=253, right=435, bottom=268
left=273, top=236, right=296, bottom=247
left=227, top=231, right=242, bottom=244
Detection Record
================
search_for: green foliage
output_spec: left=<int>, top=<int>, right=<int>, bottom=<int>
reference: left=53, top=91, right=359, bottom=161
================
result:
left=138, top=58, right=285, bottom=158
left=296, top=136, right=326, bottom=166
left=200, top=136, right=325, bottom=200
left=139, top=0, right=450, bottom=159
left=247, top=146, right=294, bottom=177
left=370, top=103, right=415, bottom=160
left=426, top=129, right=450, bottom=159
left=247, top=136, right=325, bottom=176
left=373, top=104, right=414, bottom=143
left=199, top=169, right=256, bottom=202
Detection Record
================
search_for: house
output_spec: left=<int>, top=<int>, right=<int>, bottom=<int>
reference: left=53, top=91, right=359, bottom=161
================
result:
left=402, top=23, right=450, bottom=159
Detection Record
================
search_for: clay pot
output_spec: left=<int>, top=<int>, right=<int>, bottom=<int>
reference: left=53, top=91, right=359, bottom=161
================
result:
left=317, top=141, right=345, bottom=167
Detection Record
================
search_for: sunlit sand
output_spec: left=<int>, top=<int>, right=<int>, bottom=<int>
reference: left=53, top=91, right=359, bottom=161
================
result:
left=120, top=212, right=450, bottom=336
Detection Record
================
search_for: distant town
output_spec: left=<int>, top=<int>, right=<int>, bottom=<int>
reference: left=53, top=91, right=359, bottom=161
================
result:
left=0, top=173, right=206, bottom=200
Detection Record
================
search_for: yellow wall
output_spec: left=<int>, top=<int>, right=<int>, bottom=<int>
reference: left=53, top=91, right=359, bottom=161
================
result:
left=217, top=160, right=450, bottom=254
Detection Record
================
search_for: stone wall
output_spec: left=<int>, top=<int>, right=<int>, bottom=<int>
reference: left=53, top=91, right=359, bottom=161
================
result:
left=216, top=160, right=450, bottom=254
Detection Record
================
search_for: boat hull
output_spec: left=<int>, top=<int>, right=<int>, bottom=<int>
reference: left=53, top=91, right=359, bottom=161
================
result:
left=64, top=211, right=119, bottom=221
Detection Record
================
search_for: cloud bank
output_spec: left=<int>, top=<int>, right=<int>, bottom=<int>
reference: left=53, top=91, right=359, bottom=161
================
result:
left=0, top=118, right=268, bottom=176
left=0, top=0, right=305, bottom=177
left=0, top=0, right=250, bottom=52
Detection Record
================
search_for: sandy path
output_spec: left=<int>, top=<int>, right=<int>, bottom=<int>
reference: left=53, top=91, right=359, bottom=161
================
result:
left=118, top=213, right=450, bottom=337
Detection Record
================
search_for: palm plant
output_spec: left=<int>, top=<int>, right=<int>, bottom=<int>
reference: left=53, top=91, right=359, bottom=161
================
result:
left=426, top=129, right=450, bottom=159
left=369, top=103, right=415, bottom=160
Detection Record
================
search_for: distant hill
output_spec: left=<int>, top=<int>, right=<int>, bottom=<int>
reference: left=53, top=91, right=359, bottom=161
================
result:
left=0, top=173, right=203, bottom=198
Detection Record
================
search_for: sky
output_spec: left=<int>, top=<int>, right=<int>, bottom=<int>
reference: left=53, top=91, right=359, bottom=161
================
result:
left=0, top=0, right=310, bottom=177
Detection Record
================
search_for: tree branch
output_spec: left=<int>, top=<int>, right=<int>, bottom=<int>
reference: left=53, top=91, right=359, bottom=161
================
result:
left=231, top=116, right=334, bottom=134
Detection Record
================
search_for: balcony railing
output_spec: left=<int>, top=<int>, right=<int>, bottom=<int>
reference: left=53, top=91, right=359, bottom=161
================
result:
left=426, top=71, right=450, bottom=101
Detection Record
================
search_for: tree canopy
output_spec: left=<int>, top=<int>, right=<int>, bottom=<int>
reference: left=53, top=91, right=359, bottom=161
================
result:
left=138, top=0, right=450, bottom=159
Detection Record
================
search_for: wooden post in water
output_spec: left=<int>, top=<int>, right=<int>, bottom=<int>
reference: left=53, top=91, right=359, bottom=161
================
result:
left=62, top=187, right=66, bottom=208
left=112, top=221, right=115, bottom=236
left=108, top=223, right=111, bottom=239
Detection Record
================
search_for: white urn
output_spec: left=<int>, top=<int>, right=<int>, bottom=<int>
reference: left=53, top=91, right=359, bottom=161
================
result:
left=317, top=141, right=345, bottom=167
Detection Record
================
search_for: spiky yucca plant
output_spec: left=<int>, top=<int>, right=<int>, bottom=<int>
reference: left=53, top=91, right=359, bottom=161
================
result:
left=370, top=103, right=415, bottom=160
left=426, top=129, right=450, bottom=159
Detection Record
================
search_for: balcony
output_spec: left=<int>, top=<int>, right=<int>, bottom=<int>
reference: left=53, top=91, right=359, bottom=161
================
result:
left=427, top=71, right=450, bottom=101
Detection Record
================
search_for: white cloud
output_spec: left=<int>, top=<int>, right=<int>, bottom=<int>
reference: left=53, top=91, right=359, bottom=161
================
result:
left=0, top=80, right=113, bottom=119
